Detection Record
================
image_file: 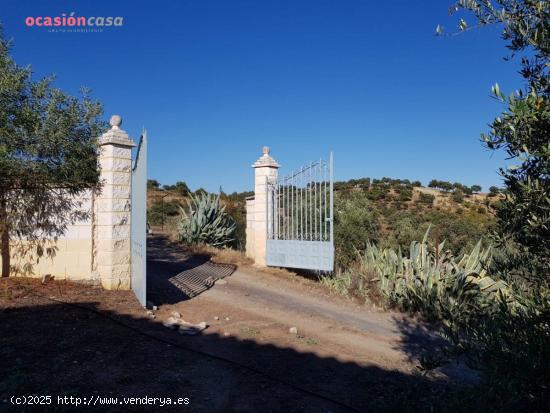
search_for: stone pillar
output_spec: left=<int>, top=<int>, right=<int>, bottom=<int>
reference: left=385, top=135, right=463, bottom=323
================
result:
left=95, top=115, right=135, bottom=290
left=249, top=147, right=279, bottom=266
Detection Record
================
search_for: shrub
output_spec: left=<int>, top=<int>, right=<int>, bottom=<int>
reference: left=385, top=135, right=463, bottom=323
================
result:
left=418, top=192, right=435, bottom=206
left=334, top=192, right=379, bottom=269
left=178, top=193, right=236, bottom=247
left=223, top=200, right=246, bottom=250
left=397, top=186, right=413, bottom=201
left=321, top=263, right=385, bottom=304
left=452, top=190, right=464, bottom=203
left=366, top=186, right=387, bottom=201
left=147, top=199, right=181, bottom=225
left=380, top=209, right=490, bottom=257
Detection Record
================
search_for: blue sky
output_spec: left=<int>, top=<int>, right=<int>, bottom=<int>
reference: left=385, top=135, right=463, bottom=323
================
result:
left=2, top=0, right=521, bottom=192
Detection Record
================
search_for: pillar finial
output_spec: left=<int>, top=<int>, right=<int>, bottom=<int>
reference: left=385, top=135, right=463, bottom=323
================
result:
left=110, top=115, right=122, bottom=129
left=253, top=146, right=279, bottom=168
left=100, top=114, right=135, bottom=148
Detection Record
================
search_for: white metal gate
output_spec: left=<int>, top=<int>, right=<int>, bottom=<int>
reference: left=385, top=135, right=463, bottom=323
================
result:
left=131, top=130, right=147, bottom=306
left=266, top=153, right=334, bottom=271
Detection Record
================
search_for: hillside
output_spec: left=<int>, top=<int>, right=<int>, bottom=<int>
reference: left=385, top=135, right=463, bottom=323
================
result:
left=147, top=177, right=501, bottom=269
left=331, top=178, right=500, bottom=268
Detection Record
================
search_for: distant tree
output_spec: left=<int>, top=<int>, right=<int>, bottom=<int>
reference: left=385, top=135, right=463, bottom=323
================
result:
left=174, top=181, right=190, bottom=196
left=428, top=180, right=439, bottom=189
left=147, top=179, right=161, bottom=190
left=439, top=181, right=454, bottom=192
left=489, top=186, right=500, bottom=195
left=194, top=188, right=208, bottom=196
left=471, top=185, right=482, bottom=193
left=0, top=30, right=105, bottom=277
left=411, top=181, right=422, bottom=187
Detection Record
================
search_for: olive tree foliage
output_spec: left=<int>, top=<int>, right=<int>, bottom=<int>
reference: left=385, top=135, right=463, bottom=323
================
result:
left=426, top=3, right=550, bottom=406
left=0, top=30, right=106, bottom=277
left=441, top=0, right=550, bottom=279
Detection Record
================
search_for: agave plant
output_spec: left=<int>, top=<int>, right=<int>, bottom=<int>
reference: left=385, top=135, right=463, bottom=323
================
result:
left=178, top=193, right=237, bottom=247
left=361, top=227, right=513, bottom=320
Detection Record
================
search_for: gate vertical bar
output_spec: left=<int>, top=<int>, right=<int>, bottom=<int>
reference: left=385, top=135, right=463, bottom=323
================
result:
left=324, top=160, right=327, bottom=241
left=266, top=176, right=269, bottom=239
left=320, top=163, right=323, bottom=241
left=330, top=152, right=334, bottom=243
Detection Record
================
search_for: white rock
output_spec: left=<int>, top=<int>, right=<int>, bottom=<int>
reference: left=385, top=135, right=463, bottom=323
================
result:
left=178, top=321, right=207, bottom=336
left=289, top=327, right=298, bottom=335
left=171, top=311, right=181, bottom=319
left=216, top=279, right=227, bottom=285
left=225, top=317, right=230, bottom=321
left=162, top=317, right=181, bottom=330
left=214, top=316, right=219, bottom=321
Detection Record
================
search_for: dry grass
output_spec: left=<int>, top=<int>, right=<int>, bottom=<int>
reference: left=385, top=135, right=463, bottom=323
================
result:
left=185, top=244, right=254, bottom=267
left=320, top=263, right=387, bottom=308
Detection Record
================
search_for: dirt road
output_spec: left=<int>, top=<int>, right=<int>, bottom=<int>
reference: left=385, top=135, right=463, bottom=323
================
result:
left=146, top=235, right=473, bottom=410
left=0, top=236, right=470, bottom=413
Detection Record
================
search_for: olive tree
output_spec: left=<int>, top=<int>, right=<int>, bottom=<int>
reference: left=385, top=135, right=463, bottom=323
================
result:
left=432, top=2, right=550, bottom=404
left=0, top=30, right=106, bottom=277
left=442, top=0, right=549, bottom=276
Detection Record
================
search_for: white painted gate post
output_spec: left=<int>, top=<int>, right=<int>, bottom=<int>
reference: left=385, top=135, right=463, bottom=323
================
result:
left=95, top=115, right=136, bottom=290
left=248, top=147, right=279, bottom=266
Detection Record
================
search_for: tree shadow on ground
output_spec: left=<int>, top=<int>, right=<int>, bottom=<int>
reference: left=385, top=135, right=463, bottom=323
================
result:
left=391, top=316, right=481, bottom=385
left=0, top=296, right=465, bottom=413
